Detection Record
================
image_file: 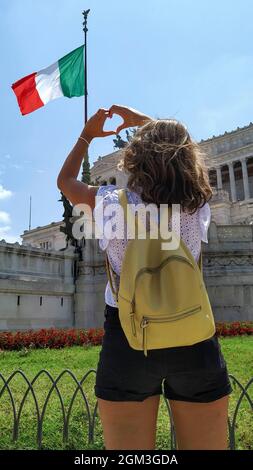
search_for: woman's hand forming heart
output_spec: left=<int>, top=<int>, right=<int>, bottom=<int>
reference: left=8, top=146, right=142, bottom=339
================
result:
left=80, top=105, right=152, bottom=143
left=81, top=108, right=117, bottom=142
left=108, top=104, right=152, bottom=134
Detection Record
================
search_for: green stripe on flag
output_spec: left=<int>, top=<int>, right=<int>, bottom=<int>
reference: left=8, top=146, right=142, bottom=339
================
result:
left=59, top=45, right=84, bottom=98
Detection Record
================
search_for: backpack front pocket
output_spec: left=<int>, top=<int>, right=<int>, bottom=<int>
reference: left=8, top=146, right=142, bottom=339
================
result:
left=140, top=305, right=202, bottom=356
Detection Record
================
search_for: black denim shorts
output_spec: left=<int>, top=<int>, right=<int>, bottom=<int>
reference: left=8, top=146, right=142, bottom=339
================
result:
left=94, top=304, right=232, bottom=402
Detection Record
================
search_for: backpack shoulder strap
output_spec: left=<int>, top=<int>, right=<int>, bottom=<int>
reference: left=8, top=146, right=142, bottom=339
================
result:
left=104, top=189, right=128, bottom=305
left=118, top=188, right=128, bottom=217
left=198, top=249, right=203, bottom=272
left=105, top=254, right=118, bottom=303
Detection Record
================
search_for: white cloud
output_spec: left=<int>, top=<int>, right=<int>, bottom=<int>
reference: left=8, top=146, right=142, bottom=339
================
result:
left=0, top=225, right=11, bottom=235
left=7, top=236, right=21, bottom=243
left=0, top=230, right=21, bottom=243
left=0, top=185, right=13, bottom=200
left=1, top=155, right=24, bottom=172
left=10, top=163, right=23, bottom=170
left=0, top=211, right=11, bottom=224
left=0, top=211, right=21, bottom=243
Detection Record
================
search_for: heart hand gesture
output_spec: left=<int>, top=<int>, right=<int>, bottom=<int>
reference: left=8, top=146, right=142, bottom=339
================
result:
left=81, top=105, right=152, bottom=142
left=81, top=108, right=117, bottom=141
left=108, top=104, right=152, bottom=134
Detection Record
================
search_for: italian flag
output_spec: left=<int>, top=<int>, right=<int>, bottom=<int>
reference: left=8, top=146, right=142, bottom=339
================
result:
left=12, top=45, right=84, bottom=115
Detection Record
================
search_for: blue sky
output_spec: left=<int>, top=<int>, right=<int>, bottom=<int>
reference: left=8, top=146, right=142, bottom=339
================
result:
left=1, top=0, right=253, bottom=242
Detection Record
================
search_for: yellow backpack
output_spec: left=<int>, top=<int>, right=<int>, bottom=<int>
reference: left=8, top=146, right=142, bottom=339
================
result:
left=106, top=189, right=216, bottom=356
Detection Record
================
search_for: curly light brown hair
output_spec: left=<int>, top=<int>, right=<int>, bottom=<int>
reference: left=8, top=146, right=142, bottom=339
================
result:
left=118, top=119, right=212, bottom=213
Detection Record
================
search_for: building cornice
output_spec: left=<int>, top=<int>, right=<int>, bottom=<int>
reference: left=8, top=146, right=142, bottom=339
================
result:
left=206, top=143, right=253, bottom=168
left=22, top=221, right=63, bottom=237
left=199, top=122, right=253, bottom=144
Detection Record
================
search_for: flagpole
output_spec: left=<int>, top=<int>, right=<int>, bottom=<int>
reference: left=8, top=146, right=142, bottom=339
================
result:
left=82, top=9, right=90, bottom=124
left=29, top=195, right=32, bottom=230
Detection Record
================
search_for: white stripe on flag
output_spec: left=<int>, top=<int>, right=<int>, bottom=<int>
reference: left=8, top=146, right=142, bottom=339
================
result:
left=35, top=62, right=63, bottom=105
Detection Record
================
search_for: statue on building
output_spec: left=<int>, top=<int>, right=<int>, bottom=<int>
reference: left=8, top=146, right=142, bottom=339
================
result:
left=113, top=129, right=136, bottom=149
left=58, top=192, right=77, bottom=249
left=113, top=134, right=127, bottom=149
left=58, top=153, right=91, bottom=253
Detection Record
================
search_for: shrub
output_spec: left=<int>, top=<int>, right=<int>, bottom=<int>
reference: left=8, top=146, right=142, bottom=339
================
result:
left=0, top=327, right=104, bottom=351
left=215, top=321, right=253, bottom=337
left=0, top=321, right=252, bottom=350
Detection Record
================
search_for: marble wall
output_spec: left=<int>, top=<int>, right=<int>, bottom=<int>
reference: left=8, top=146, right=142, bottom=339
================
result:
left=1, top=221, right=252, bottom=330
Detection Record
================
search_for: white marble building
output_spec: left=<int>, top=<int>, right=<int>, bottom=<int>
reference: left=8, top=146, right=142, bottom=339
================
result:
left=22, top=221, right=66, bottom=251
left=91, top=122, right=253, bottom=226
left=203, top=123, right=253, bottom=225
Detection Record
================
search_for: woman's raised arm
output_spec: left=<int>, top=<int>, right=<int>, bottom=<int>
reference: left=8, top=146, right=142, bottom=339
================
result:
left=57, top=108, right=116, bottom=209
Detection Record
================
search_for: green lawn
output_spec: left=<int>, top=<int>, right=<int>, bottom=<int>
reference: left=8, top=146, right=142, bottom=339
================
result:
left=0, top=337, right=252, bottom=450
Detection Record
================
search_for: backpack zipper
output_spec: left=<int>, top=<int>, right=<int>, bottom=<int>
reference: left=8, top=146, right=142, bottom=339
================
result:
left=130, top=311, right=136, bottom=336
left=140, top=305, right=202, bottom=356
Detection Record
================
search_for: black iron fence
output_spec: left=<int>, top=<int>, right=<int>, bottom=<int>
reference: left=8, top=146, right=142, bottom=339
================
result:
left=0, top=370, right=252, bottom=450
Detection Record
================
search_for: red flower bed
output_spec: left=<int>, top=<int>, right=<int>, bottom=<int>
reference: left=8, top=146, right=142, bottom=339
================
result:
left=0, top=322, right=252, bottom=350
left=215, top=321, right=253, bottom=337
left=0, top=327, right=104, bottom=350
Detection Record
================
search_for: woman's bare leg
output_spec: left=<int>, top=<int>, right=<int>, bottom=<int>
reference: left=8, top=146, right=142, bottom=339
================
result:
left=169, top=395, right=229, bottom=450
left=97, top=395, right=160, bottom=450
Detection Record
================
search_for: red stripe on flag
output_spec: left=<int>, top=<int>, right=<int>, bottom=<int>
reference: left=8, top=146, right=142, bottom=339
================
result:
left=11, top=72, right=44, bottom=115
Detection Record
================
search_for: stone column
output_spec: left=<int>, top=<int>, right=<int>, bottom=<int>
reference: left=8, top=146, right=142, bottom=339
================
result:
left=241, top=158, right=250, bottom=200
left=216, top=166, right=223, bottom=190
left=74, top=238, right=107, bottom=328
left=228, top=162, right=237, bottom=202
